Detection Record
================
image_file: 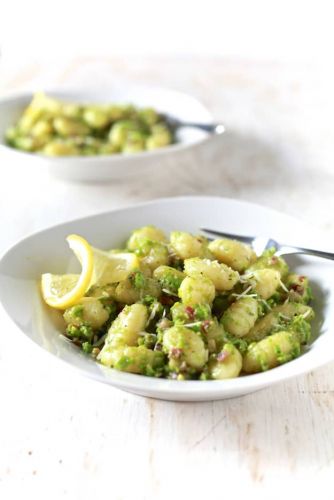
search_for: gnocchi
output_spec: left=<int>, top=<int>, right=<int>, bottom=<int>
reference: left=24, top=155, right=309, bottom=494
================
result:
left=243, top=330, right=301, bottom=373
left=245, top=269, right=281, bottom=300
left=184, top=258, right=239, bottom=291
left=208, top=344, right=243, bottom=379
left=221, top=297, right=259, bottom=337
left=178, top=275, right=216, bottom=306
left=44, top=226, right=315, bottom=379
left=163, top=326, right=209, bottom=372
left=170, top=232, right=212, bottom=260
left=6, top=93, right=174, bottom=156
left=208, top=238, right=256, bottom=272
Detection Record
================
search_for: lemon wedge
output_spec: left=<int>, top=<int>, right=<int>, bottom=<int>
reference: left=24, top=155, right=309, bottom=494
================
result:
left=41, top=234, right=140, bottom=310
left=41, top=234, right=94, bottom=310
left=90, top=248, right=140, bottom=286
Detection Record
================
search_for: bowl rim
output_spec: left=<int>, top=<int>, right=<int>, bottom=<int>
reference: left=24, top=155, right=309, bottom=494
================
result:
left=0, top=194, right=301, bottom=259
left=0, top=86, right=216, bottom=162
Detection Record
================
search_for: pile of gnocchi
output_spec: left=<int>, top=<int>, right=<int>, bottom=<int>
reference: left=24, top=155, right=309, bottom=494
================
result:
left=5, top=93, right=173, bottom=156
left=62, top=226, right=314, bottom=380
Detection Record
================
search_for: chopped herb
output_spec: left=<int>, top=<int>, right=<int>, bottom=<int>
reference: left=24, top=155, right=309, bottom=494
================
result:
left=223, top=332, right=249, bottom=354
left=194, top=304, right=211, bottom=321
left=141, top=294, right=156, bottom=305
left=82, top=342, right=93, bottom=354
left=141, top=333, right=157, bottom=349
left=66, top=323, right=93, bottom=342
left=130, top=270, right=146, bottom=289
left=159, top=272, right=183, bottom=294
left=115, top=356, right=132, bottom=371
left=71, top=304, right=84, bottom=318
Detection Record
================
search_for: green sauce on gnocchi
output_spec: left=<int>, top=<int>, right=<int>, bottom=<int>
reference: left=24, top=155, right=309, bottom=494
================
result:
left=59, top=226, right=315, bottom=380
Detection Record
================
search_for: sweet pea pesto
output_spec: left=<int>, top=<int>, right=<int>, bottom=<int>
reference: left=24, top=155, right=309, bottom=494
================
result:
left=5, top=93, right=173, bottom=156
left=60, top=226, right=315, bottom=380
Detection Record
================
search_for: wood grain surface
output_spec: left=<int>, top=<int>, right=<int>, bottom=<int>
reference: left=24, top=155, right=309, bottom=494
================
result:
left=0, top=57, right=333, bottom=500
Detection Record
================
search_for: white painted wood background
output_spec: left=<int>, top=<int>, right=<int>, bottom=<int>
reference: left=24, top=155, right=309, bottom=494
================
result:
left=0, top=58, right=333, bottom=500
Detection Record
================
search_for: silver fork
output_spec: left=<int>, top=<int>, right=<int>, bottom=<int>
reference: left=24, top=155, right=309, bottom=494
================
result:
left=201, top=228, right=334, bottom=261
left=161, top=114, right=225, bottom=135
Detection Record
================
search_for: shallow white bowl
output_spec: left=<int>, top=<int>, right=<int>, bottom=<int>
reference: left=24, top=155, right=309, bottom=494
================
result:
left=0, top=86, right=214, bottom=183
left=0, top=196, right=333, bottom=401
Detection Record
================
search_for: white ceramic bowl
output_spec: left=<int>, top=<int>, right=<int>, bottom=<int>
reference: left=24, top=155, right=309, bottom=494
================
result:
left=0, top=196, right=333, bottom=401
left=0, top=86, right=214, bottom=183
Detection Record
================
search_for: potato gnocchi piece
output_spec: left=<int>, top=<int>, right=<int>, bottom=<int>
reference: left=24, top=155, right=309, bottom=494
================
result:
left=135, top=239, right=169, bottom=272
left=171, top=302, right=211, bottom=324
left=208, top=238, right=256, bottom=272
left=163, top=326, right=208, bottom=372
left=31, top=119, right=53, bottom=139
left=64, top=297, right=110, bottom=330
left=99, top=344, right=165, bottom=375
left=43, top=140, right=79, bottom=156
left=127, top=225, right=167, bottom=250
left=53, top=117, right=90, bottom=137
left=243, top=330, right=301, bottom=373
left=221, top=297, right=259, bottom=337
left=178, top=275, right=216, bottom=306
left=208, top=343, right=243, bottom=379
left=82, top=106, right=110, bottom=129
left=246, top=269, right=281, bottom=299
left=246, top=302, right=314, bottom=342
left=285, top=274, right=312, bottom=304
left=114, top=279, right=142, bottom=304
left=205, top=319, right=226, bottom=353
left=170, top=231, right=212, bottom=260
left=114, top=273, right=161, bottom=304
left=247, top=248, right=289, bottom=279
left=184, top=258, right=239, bottom=291
left=169, top=303, right=224, bottom=352
left=153, top=265, right=185, bottom=294
left=102, top=303, right=148, bottom=348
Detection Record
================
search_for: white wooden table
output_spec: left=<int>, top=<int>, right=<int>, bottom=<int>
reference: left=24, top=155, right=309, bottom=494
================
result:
left=1, top=58, right=334, bottom=500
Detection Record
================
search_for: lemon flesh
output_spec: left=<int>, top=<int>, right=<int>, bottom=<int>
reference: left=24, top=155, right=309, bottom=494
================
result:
left=91, top=248, right=139, bottom=286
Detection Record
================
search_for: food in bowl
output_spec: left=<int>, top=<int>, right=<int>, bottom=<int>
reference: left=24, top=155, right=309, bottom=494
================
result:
left=5, top=92, right=173, bottom=156
left=41, top=226, right=315, bottom=380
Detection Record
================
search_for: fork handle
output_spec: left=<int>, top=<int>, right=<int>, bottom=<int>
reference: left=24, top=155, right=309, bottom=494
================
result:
left=277, top=246, right=334, bottom=261
left=201, top=228, right=334, bottom=261
left=201, top=228, right=253, bottom=244
left=178, top=123, right=225, bottom=134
